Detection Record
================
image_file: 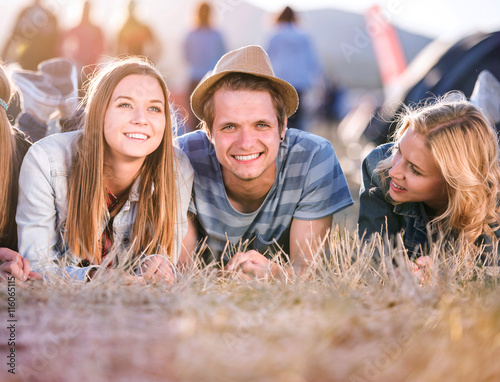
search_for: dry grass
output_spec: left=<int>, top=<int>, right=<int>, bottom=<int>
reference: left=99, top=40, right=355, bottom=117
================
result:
left=2, top=229, right=500, bottom=382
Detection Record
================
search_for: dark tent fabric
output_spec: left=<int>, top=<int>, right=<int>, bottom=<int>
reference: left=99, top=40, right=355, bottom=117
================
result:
left=364, top=31, right=500, bottom=145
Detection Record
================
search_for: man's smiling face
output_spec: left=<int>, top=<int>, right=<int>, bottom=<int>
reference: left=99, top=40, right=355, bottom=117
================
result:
left=210, top=88, right=283, bottom=188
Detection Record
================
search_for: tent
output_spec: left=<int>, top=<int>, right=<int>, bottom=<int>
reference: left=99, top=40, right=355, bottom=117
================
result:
left=364, top=31, right=500, bottom=145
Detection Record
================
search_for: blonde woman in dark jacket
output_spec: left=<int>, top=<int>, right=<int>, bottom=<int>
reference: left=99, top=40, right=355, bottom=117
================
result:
left=359, top=92, right=500, bottom=268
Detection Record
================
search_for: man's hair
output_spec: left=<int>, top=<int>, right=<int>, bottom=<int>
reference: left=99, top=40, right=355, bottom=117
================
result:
left=66, top=56, right=179, bottom=264
left=200, top=73, right=288, bottom=136
left=377, top=91, right=500, bottom=245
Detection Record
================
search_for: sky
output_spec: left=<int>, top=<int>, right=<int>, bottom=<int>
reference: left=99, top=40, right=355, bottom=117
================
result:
left=245, top=0, right=500, bottom=39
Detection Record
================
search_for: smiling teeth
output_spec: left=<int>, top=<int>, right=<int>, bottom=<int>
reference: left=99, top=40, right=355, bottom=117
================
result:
left=391, top=181, right=405, bottom=190
left=234, top=153, right=260, bottom=161
left=126, top=133, right=148, bottom=140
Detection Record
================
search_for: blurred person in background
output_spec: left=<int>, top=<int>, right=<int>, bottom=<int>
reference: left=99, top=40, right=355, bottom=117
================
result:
left=12, top=57, right=79, bottom=142
left=59, top=0, right=105, bottom=96
left=2, top=0, right=60, bottom=71
left=1, top=0, right=60, bottom=123
left=265, top=6, right=321, bottom=131
left=182, top=1, right=226, bottom=133
left=117, top=0, right=161, bottom=63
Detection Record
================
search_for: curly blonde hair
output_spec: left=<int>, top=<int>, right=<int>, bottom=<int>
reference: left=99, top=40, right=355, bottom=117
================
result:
left=377, top=92, right=500, bottom=245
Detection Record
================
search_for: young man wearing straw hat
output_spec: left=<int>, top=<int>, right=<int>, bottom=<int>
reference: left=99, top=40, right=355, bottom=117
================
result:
left=177, top=45, right=352, bottom=279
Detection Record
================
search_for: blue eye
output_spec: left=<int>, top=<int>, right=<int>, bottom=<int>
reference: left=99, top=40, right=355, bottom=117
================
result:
left=118, top=103, right=132, bottom=108
left=149, top=106, right=161, bottom=112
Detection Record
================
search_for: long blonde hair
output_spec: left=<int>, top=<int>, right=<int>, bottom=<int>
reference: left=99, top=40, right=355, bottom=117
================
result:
left=0, top=64, right=15, bottom=236
left=65, top=57, right=178, bottom=264
left=377, top=92, right=500, bottom=245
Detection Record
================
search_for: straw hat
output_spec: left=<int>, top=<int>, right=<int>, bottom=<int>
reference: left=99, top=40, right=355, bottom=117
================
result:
left=190, top=45, right=299, bottom=121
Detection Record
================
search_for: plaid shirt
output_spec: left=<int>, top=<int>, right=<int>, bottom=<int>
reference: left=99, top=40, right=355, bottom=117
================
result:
left=102, top=189, right=120, bottom=261
left=77, top=189, right=118, bottom=269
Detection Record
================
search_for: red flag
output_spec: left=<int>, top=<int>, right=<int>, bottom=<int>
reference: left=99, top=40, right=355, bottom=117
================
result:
left=365, top=4, right=407, bottom=86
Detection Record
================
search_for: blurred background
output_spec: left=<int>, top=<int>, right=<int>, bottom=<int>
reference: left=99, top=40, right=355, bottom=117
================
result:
left=2, top=0, right=500, bottom=229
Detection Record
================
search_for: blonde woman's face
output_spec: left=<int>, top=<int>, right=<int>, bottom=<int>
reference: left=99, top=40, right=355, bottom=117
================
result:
left=388, top=128, right=448, bottom=211
left=104, top=74, right=166, bottom=165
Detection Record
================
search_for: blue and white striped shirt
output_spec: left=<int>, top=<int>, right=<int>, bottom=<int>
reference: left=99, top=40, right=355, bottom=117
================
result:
left=176, top=128, right=353, bottom=264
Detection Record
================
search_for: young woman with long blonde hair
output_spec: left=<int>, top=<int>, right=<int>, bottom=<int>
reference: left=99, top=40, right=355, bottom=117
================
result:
left=359, top=92, right=500, bottom=265
left=16, top=57, right=193, bottom=281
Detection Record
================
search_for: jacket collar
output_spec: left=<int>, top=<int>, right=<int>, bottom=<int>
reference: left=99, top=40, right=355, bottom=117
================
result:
left=129, top=176, right=141, bottom=202
left=393, top=201, right=430, bottom=229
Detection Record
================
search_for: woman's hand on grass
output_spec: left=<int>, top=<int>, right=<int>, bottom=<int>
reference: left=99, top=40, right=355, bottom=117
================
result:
left=139, top=255, right=176, bottom=284
left=0, top=247, right=42, bottom=281
left=403, top=256, right=434, bottom=285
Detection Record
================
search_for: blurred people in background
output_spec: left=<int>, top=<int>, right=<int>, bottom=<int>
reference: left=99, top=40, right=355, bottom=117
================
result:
left=12, top=58, right=79, bottom=142
left=266, top=6, right=321, bottom=131
left=60, top=0, right=105, bottom=95
left=1, top=0, right=60, bottom=71
left=182, top=1, right=226, bottom=133
left=117, top=0, right=161, bottom=62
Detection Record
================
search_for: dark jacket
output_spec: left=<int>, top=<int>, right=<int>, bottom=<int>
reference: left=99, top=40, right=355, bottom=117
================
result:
left=358, top=143, right=432, bottom=257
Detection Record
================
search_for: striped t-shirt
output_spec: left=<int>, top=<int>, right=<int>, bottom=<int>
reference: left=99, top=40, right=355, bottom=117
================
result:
left=176, top=128, right=353, bottom=264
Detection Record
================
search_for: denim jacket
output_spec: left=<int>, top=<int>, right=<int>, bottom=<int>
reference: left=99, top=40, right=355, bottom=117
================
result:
left=358, top=143, right=434, bottom=256
left=358, top=144, right=500, bottom=259
left=16, top=130, right=194, bottom=281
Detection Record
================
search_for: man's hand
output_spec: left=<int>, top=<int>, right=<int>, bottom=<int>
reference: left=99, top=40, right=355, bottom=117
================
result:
left=226, top=250, right=280, bottom=281
left=0, top=248, right=42, bottom=281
